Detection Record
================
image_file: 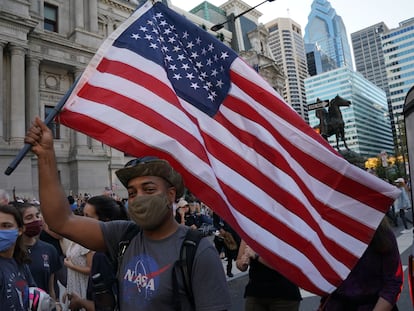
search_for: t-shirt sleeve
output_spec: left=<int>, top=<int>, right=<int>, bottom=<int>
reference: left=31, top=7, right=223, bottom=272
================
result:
left=99, top=220, right=137, bottom=261
left=191, top=239, right=232, bottom=311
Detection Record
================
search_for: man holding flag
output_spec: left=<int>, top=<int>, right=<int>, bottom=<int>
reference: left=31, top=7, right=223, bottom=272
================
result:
left=24, top=117, right=232, bottom=311
left=21, top=0, right=400, bottom=301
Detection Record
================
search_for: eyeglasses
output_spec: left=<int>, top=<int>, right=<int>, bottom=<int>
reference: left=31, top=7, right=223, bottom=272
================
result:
left=123, top=156, right=160, bottom=168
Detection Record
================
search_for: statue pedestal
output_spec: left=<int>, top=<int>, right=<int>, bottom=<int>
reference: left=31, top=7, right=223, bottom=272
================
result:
left=339, top=150, right=366, bottom=169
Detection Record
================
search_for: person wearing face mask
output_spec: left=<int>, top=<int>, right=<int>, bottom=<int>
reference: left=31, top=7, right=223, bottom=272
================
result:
left=24, top=117, right=231, bottom=311
left=0, top=204, right=36, bottom=310
left=13, top=201, right=62, bottom=303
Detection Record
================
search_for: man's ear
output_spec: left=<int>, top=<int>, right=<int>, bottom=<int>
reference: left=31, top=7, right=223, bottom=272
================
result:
left=167, top=187, right=177, bottom=205
left=19, top=226, right=25, bottom=236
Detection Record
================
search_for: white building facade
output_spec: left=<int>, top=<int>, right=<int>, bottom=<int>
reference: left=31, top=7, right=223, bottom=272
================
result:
left=0, top=0, right=181, bottom=199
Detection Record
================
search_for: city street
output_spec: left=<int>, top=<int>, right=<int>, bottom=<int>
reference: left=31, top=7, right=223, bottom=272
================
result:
left=225, top=224, right=414, bottom=310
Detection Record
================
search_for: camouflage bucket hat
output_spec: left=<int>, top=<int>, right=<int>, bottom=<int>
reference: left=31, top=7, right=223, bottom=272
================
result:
left=115, top=156, right=184, bottom=198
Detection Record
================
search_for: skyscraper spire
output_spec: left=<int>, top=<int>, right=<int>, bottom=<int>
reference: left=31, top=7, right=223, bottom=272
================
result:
left=304, top=0, right=353, bottom=72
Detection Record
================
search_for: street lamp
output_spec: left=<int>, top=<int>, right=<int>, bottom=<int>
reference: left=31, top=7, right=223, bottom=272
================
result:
left=210, top=0, right=276, bottom=32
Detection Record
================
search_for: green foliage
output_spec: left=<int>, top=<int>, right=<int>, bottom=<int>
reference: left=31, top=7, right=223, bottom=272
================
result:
left=373, top=156, right=406, bottom=183
left=339, top=150, right=367, bottom=169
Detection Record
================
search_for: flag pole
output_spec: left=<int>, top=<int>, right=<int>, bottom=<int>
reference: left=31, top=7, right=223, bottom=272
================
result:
left=4, top=75, right=81, bottom=176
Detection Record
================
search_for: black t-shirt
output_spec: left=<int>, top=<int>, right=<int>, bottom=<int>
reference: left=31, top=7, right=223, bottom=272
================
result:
left=245, top=259, right=302, bottom=301
left=87, top=252, right=115, bottom=300
left=39, top=230, right=64, bottom=257
left=27, top=239, right=62, bottom=293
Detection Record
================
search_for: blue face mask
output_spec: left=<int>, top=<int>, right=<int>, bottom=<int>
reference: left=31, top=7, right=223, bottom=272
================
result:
left=0, top=229, right=19, bottom=252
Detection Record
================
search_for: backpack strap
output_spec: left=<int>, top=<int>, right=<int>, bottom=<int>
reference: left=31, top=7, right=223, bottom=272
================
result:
left=116, top=223, right=140, bottom=277
left=109, top=223, right=140, bottom=311
left=172, top=229, right=203, bottom=310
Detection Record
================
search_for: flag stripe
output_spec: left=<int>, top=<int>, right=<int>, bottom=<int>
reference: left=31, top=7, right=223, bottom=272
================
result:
left=96, top=56, right=180, bottom=107
left=77, top=83, right=209, bottom=160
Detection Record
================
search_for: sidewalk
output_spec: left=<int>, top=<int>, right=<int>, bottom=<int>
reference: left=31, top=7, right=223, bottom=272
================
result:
left=221, top=257, right=248, bottom=281
left=205, top=234, right=248, bottom=281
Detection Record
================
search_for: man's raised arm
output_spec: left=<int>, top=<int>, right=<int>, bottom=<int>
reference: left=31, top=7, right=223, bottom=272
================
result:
left=24, top=117, right=106, bottom=251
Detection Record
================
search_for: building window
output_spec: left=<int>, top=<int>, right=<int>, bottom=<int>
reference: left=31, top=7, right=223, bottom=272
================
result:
left=45, top=106, right=61, bottom=139
left=44, top=3, right=58, bottom=32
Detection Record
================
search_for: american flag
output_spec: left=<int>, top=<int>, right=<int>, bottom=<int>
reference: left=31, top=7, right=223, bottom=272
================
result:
left=59, top=1, right=400, bottom=295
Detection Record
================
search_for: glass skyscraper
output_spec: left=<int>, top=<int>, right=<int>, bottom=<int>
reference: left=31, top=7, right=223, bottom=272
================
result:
left=306, top=67, right=394, bottom=157
left=351, top=23, right=394, bottom=139
left=304, top=0, right=353, bottom=72
left=382, top=18, right=414, bottom=134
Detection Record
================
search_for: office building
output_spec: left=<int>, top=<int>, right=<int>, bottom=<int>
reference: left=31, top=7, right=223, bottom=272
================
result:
left=382, top=18, right=414, bottom=137
left=266, top=18, right=309, bottom=121
left=351, top=23, right=390, bottom=98
left=305, top=43, right=337, bottom=76
left=189, top=1, right=228, bottom=27
left=304, top=0, right=353, bottom=71
left=351, top=23, right=396, bottom=139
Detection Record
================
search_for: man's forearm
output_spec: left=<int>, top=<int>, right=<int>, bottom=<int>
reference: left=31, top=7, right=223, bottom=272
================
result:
left=38, top=150, right=72, bottom=232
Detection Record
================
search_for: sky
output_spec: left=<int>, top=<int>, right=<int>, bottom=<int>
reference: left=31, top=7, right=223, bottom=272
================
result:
left=170, top=0, right=414, bottom=36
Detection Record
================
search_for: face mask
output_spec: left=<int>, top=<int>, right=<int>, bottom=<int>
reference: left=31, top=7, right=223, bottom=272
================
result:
left=24, top=220, right=43, bottom=237
left=129, top=193, right=171, bottom=230
left=0, top=229, right=19, bottom=252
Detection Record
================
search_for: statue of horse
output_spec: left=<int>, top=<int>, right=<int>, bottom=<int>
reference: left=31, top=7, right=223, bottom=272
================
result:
left=315, top=95, right=351, bottom=150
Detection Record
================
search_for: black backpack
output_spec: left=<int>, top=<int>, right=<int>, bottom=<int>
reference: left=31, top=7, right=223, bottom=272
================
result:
left=114, top=225, right=203, bottom=310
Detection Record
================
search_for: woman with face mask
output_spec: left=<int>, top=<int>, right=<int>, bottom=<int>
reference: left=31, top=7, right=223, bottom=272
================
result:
left=14, top=201, right=62, bottom=304
left=0, top=203, right=36, bottom=310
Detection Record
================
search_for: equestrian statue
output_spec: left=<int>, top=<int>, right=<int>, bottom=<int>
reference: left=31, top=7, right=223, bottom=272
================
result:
left=314, top=95, right=351, bottom=150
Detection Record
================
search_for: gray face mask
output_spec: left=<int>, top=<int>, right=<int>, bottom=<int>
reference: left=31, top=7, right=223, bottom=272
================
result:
left=129, top=193, right=171, bottom=230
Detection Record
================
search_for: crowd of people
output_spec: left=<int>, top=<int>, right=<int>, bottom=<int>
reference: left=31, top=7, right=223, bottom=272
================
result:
left=0, top=117, right=409, bottom=310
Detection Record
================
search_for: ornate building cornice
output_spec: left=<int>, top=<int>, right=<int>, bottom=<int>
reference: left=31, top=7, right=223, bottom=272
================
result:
left=100, top=0, right=137, bottom=14
left=220, top=0, right=262, bottom=20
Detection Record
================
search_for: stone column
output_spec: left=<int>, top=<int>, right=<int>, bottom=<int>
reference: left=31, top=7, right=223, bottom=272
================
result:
left=92, top=138, right=103, bottom=149
left=10, top=44, right=26, bottom=143
left=88, top=0, right=98, bottom=33
left=74, top=0, right=85, bottom=29
left=30, top=0, right=39, bottom=13
left=107, top=18, right=114, bottom=35
left=0, top=41, right=6, bottom=140
left=26, top=56, right=40, bottom=127
left=71, top=67, right=88, bottom=148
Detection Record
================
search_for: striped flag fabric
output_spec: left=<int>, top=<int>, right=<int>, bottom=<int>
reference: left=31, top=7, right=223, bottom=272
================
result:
left=59, top=0, right=400, bottom=295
